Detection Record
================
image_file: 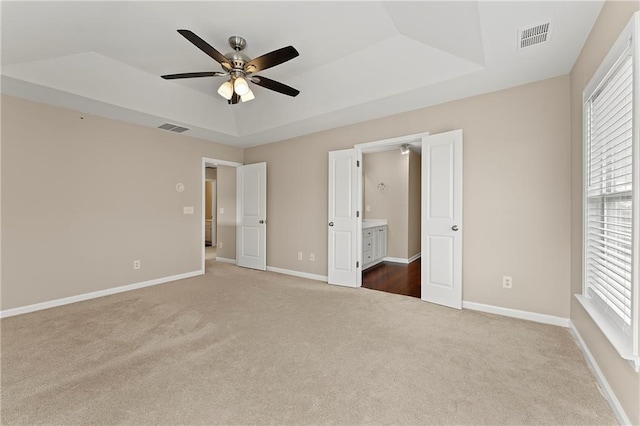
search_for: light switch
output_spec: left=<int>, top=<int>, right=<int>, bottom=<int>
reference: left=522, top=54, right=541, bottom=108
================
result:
left=183, top=206, right=194, bottom=214
left=219, top=207, right=224, bottom=214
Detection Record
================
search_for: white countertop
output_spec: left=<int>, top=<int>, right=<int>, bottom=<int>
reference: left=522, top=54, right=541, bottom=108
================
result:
left=362, top=219, right=388, bottom=229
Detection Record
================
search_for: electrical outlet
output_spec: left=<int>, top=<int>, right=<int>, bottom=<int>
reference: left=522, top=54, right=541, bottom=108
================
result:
left=133, top=260, right=141, bottom=270
left=218, top=242, right=222, bottom=249
left=503, top=276, right=512, bottom=289
left=297, top=252, right=303, bottom=261
left=366, top=205, right=371, bottom=212
left=309, top=253, right=315, bottom=261
left=183, top=206, right=194, bottom=214
left=219, top=207, right=224, bottom=214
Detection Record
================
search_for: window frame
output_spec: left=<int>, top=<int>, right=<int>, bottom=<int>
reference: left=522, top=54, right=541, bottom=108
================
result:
left=577, top=12, right=639, bottom=372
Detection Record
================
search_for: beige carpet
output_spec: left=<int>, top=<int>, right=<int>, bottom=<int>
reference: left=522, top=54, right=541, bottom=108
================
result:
left=1, top=261, right=616, bottom=425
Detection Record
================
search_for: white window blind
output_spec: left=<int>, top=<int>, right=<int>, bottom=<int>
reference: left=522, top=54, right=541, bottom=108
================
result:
left=585, top=53, right=634, bottom=332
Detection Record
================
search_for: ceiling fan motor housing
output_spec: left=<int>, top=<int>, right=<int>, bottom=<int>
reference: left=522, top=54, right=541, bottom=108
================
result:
left=225, top=36, right=248, bottom=72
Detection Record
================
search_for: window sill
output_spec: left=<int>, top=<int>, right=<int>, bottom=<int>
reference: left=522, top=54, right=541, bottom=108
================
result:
left=575, top=294, right=639, bottom=371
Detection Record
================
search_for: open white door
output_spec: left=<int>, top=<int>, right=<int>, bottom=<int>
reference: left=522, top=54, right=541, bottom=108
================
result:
left=236, top=162, right=267, bottom=271
left=328, top=149, right=359, bottom=287
left=421, top=130, right=463, bottom=309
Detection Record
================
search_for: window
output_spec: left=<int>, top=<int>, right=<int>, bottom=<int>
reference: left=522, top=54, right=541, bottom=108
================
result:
left=578, top=13, right=639, bottom=371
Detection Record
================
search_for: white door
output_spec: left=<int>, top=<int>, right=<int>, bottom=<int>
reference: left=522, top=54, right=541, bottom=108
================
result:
left=328, top=149, right=359, bottom=287
left=236, top=162, right=267, bottom=271
left=421, top=130, right=463, bottom=309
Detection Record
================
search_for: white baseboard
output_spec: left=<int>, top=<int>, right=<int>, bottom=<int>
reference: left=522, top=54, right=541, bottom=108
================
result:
left=215, top=257, right=235, bottom=264
left=462, top=301, right=570, bottom=328
left=266, top=266, right=327, bottom=282
left=0, top=270, right=204, bottom=319
left=383, top=257, right=407, bottom=264
left=383, top=253, right=421, bottom=264
left=569, top=321, right=631, bottom=426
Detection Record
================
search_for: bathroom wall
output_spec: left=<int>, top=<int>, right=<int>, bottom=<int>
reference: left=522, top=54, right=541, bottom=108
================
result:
left=363, top=150, right=410, bottom=259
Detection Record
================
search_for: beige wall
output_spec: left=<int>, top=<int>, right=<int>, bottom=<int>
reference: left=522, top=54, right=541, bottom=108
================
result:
left=245, top=74, right=571, bottom=318
left=364, top=150, right=409, bottom=259
left=215, top=165, right=236, bottom=260
left=205, top=168, right=217, bottom=180
left=569, top=2, right=640, bottom=424
left=1, top=95, right=243, bottom=310
left=408, top=150, right=421, bottom=258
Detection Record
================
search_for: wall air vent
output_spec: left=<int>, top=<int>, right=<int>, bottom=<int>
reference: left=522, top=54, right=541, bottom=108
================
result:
left=519, top=22, right=552, bottom=49
left=158, top=123, right=189, bottom=133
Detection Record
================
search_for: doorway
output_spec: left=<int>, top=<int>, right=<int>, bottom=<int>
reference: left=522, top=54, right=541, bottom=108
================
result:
left=359, top=142, right=422, bottom=298
left=328, top=130, right=463, bottom=309
left=201, top=157, right=242, bottom=271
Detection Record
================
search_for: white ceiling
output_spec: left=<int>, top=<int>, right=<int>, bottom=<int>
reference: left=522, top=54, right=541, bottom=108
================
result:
left=1, top=1, right=603, bottom=148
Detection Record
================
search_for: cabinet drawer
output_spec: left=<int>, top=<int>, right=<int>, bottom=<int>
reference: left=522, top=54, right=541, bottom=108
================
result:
left=363, top=250, right=373, bottom=264
left=363, top=236, right=372, bottom=250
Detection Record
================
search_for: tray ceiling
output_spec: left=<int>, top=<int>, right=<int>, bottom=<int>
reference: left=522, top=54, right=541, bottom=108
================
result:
left=1, top=1, right=604, bottom=147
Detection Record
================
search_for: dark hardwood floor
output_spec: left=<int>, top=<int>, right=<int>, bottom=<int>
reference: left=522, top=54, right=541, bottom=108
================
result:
left=362, top=260, right=421, bottom=298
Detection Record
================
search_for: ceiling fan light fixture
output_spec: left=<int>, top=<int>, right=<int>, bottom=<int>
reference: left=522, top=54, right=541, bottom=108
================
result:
left=217, top=80, right=234, bottom=100
left=241, top=88, right=255, bottom=102
left=234, top=77, right=250, bottom=96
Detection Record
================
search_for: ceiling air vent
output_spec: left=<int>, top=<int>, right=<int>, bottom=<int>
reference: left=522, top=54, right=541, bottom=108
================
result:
left=158, top=123, right=189, bottom=133
left=519, top=22, right=552, bottom=49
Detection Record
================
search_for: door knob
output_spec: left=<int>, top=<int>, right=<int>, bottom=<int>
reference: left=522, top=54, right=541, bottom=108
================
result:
left=451, top=225, right=459, bottom=231
left=328, top=222, right=334, bottom=227
left=259, top=220, right=267, bottom=224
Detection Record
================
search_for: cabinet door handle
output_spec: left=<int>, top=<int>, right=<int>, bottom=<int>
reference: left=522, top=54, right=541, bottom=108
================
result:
left=328, top=222, right=334, bottom=227
left=451, top=225, right=459, bottom=231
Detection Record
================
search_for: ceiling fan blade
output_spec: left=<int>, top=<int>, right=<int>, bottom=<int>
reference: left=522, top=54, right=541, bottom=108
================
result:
left=250, top=76, right=300, bottom=97
left=161, top=72, right=226, bottom=80
left=228, top=92, right=241, bottom=105
left=177, top=29, right=232, bottom=70
left=245, top=46, right=299, bottom=73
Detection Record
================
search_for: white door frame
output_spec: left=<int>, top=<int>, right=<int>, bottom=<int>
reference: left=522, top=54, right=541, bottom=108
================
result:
left=202, top=157, right=242, bottom=272
left=353, top=132, right=429, bottom=287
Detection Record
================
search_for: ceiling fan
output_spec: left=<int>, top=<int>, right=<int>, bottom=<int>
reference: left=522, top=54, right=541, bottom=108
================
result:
left=162, top=30, right=300, bottom=105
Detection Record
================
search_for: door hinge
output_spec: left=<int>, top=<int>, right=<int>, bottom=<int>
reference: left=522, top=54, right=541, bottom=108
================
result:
left=356, top=261, right=360, bottom=268
left=356, top=211, right=360, bottom=217
left=357, top=160, right=360, bottom=167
